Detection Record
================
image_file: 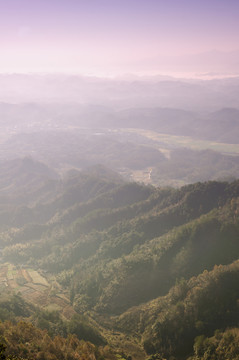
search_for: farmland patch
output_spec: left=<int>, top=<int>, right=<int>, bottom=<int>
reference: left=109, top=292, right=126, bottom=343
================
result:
left=0, top=263, right=73, bottom=319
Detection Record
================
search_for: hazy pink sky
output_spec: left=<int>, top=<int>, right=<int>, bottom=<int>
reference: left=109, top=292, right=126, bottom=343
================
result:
left=1, top=0, right=239, bottom=75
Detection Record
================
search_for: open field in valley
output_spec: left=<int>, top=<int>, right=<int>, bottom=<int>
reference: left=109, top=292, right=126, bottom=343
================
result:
left=124, top=128, right=239, bottom=155
left=0, top=263, right=75, bottom=319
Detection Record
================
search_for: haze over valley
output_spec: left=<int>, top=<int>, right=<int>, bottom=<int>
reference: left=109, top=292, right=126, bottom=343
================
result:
left=1, top=1, right=239, bottom=360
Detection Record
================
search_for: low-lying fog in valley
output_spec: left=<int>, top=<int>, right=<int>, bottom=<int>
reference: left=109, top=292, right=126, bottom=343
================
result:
left=1, top=74, right=239, bottom=186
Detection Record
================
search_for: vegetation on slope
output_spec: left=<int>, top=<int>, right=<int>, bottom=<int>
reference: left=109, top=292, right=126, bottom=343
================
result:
left=0, top=162, right=239, bottom=359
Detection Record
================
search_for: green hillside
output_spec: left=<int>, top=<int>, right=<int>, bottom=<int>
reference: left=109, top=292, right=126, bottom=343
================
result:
left=0, top=161, right=239, bottom=359
left=116, top=260, right=239, bottom=358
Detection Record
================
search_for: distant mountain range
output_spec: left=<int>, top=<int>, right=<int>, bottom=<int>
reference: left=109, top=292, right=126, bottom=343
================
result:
left=141, top=49, right=239, bottom=76
left=0, top=73, right=239, bottom=110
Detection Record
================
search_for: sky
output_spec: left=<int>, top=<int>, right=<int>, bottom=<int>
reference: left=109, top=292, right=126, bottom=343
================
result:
left=1, top=0, right=239, bottom=76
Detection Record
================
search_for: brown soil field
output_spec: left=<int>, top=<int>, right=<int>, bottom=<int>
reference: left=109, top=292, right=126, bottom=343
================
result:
left=27, top=291, right=48, bottom=306
left=50, top=295, right=69, bottom=308
left=26, top=283, right=48, bottom=292
left=62, top=305, right=76, bottom=320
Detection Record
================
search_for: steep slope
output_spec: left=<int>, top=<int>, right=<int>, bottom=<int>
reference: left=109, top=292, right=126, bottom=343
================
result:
left=2, top=179, right=239, bottom=315
left=1, top=165, right=239, bottom=359
left=0, top=157, right=59, bottom=206
left=115, top=260, right=239, bottom=358
left=0, top=320, right=118, bottom=360
left=69, top=189, right=239, bottom=314
left=0, top=164, right=124, bottom=227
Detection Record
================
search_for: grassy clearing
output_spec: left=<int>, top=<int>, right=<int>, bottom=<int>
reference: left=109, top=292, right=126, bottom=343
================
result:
left=28, top=270, right=49, bottom=286
left=7, top=264, right=15, bottom=279
left=44, top=303, right=62, bottom=312
left=124, top=128, right=239, bottom=155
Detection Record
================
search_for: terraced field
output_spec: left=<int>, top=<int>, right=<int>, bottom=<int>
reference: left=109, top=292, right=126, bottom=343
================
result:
left=0, top=263, right=75, bottom=319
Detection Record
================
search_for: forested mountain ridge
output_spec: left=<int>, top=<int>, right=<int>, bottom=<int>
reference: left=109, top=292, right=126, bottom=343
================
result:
left=115, top=259, right=239, bottom=359
left=1, top=161, right=239, bottom=359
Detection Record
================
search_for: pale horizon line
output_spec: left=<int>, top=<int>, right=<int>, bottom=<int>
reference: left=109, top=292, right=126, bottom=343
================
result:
left=0, top=70, right=239, bottom=81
